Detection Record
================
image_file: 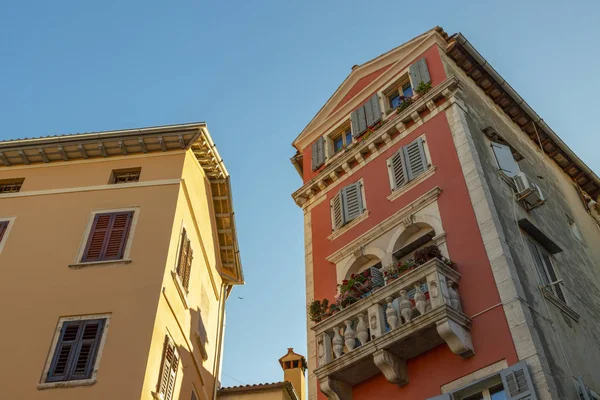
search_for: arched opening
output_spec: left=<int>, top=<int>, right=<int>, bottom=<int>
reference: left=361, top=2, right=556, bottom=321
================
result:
left=392, top=222, right=436, bottom=263
left=344, top=254, right=382, bottom=280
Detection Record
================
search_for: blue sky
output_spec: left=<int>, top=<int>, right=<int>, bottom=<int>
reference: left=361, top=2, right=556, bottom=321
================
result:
left=1, top=0, right=599, bottom=389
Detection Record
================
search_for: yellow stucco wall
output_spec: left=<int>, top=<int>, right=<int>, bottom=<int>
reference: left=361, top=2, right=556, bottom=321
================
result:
left=0, top=150, right=225, bottom=399
left=218, top=389, right=292, bottom=400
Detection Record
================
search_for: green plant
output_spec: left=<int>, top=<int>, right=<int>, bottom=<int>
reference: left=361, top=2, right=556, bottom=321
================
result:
left=338, top=273, right=367, bottom=295
left=414, top=245, right=442, bottom=265
left=396, top=96, right=414, bottom=112
left=308, top=299, right=330, bottom=322
left=415, top=81, right=432, bottom=95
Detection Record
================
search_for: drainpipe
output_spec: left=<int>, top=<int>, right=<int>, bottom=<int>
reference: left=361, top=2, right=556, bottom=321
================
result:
left=453, top=33, right=600, bottom=191
left=212, top=282, right=229, bottom=400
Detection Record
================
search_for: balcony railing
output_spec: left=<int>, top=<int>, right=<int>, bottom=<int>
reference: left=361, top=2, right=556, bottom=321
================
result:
left=312, top=258, right=473, bottom=400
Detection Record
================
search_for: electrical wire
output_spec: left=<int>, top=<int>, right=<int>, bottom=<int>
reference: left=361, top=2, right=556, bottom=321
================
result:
left=222, top=373, right=247, bottom=386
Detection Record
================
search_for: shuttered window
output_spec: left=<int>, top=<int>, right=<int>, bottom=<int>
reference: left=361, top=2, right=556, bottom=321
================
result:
left=500, top=361, right=538, bottom=400
left=0, top=221, right=8, bottom=244
left=157, top=336, right=179, bottom=400
left=311, top=137, right=326, bottom=171
left=387, top=138, right=429, bottom=191
left=82, top=211, right=134, bottom=262
left=351, top=94, right=381, bottom=138
left=526, top=238, right=566, bottom=304
left=331, top=181, right=364, bottom=230
left=408, top=58, right=431, bottom=91
left=176, top=229, right=193, bottom=291
left=47, top=319, right=106, bottom=383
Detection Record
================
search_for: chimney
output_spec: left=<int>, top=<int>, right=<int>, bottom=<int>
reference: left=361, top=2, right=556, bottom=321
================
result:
left=279, top=348, right=306, bottom=400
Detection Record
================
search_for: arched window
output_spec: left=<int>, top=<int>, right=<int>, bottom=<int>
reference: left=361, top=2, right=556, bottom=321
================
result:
left=392, top=222, right=435, bottom=263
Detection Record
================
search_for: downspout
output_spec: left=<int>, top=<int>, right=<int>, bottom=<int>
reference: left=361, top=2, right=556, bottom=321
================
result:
left=453, top=33, right=600, bottom=192
left=212, top=282, right=229, bottom=400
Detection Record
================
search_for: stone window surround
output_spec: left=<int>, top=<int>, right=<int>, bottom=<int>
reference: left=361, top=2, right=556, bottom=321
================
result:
left=37, top=313, right=111, bottom=390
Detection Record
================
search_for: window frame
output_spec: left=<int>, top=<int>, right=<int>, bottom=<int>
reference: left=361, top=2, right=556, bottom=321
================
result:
left=330, top=179, right=367, bottom=231
left=39, top=314, right=111, bottom=389
left=76, top=207, right=140, bottom=264
left=526, top=236, right=568, bottom=305
left=109, top=167, right=142, bottom=184
left=327, top=123, right=353, bottom=158
left=490, top=141, right=521, bottom=178
left=383, top=75, right=413, bottom=112
left=387, top=135, right=432, bottom=193
left=0, top=216, right=16, bottom=254
left=0, top=178, right=25, bottom=194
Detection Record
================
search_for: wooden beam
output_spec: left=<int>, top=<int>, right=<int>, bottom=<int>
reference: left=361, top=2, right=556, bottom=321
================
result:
left=118, top=140, right=128, bottom=155
left=78, top=144, right=88, bottom=159
left=57, top=145, right=69, bottom=161
left=19, top=150, right=30, bottom=165
left=158, top=136, right=166, bottom=151
left=138, top=137, right=147, bottom=153
left=98, top=143, right=108, bottom=157
left=38, top=148, right=49, bottom=163
left=0, top=152, right=9, bottom=166
left=178, top=134, right=186, bottom=149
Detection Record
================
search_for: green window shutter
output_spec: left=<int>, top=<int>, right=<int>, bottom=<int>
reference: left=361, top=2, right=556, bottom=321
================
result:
left=403, top=138, right=428, bottom=180
left=341, top=182, right=364, bottom=223
left=409, top=58, right=431, bottom=91
left=0, top=220, right=8, bottom=243
left=387, top=149, right=407, bottom=191
left=500, top=361, right=538, bottom=400
left=331, top=192, right=344, bottom=230
left=365, top=94, right=382, bottom=128
left=311, top=137, right=325, bottom=171
left=158, top=336, right=179, bottom=400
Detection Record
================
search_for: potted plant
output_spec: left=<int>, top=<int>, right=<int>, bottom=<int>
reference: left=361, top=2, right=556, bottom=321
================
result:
left=414, top=245, right=442, bottom=265
left=308, top=299, right=330, bottom=323
left=396, top=96, right=414, bottom=112
left=414, top=81, right=432, bottom=96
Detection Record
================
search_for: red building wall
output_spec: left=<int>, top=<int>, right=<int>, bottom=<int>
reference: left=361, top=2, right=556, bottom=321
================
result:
left=304, top=47, right=519, bottom=399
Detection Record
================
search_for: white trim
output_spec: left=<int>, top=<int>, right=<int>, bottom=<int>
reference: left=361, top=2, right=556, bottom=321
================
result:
left=387, top=166, right=436, bottom=202
left=442, top=360, right=508, bottom=393
left=75, top=206, right=141, bottom=264
left=0, top=215, right=16, bottom=253
left=0, top=178, right=181, bottom=199
left=38, top=313, right=111, bottom=389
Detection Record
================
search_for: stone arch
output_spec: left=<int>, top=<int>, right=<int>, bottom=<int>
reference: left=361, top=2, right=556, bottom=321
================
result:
left=338, top=246, right=386, bottom=282
left=386, top=212, right=443, bottom=255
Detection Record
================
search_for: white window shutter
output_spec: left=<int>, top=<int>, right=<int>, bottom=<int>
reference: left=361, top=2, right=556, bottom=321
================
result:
left=426, top=395, right=452, bottom=400
left=331, top=193, right=344, bottom=230
left=403, top=138, right=428, bottom=180
left=351, top=107, right=367, bottom=138
left=491, top=142, right=520, bottom=177
left=409, top=58, right=431, bottom=91
left=388, top=150, right=407, bottom=191
left=500, top=361, right=538, bottom=400
left=312, top=137, right=325, bottom=171
left=365, top=94, right=381, bottom=127
left=341, top=182, right=364, bottom=223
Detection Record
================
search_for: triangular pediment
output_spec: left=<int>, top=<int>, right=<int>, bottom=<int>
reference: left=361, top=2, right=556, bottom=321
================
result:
left=293, top=26, right=449, bottom=149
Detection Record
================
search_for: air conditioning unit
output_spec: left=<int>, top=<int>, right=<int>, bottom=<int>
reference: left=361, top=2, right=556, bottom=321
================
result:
left=513, top=172, right=545, bottom=209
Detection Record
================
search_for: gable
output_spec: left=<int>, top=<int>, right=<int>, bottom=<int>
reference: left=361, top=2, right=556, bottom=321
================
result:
left=329, top=64, right=393, bottom=116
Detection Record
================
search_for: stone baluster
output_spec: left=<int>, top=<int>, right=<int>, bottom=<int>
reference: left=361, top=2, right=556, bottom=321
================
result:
left=367, top=303, right=386, bottom=340
left=414, top=284, right=428, bottom=316
left=356, top=313, right=369, bottom=346
left=332, top=327, right=344, bottom=358
left=447, top=280, right=462, bottom=312
left=317, top=332, right=333, bottom=367
left=344, top=320, right=356, bottom=351
left=385, top=297, right=399, bottom=330
left=398, top=290, right=413, bottom=324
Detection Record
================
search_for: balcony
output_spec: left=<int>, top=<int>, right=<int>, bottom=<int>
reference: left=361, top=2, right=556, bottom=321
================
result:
left=312, top=258, right=473, bottom=400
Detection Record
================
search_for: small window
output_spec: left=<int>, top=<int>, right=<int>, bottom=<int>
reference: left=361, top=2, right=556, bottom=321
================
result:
left=176, top=229, right=194, bottom=291
left=329, top=125, right=352, bottom=155
left=44, top=317, right=107, bottom=383
left=331, top=181, right=365, bottom=230
left=526, top=237, right=566, bottom=304
left=292, top=360, right=299, bottom=368
left=82, top=211, right=134, bottom=262
left=0, top=220, right=9, bottom=244
left=109, top=168, right=141, bottom=184
left=491, top=142, right=520, bottom=177
left=385, top=79, right=413, bottom=110
left=0, top=178, right=24, bottom=194
left=157, top=335, right=179, bottom=400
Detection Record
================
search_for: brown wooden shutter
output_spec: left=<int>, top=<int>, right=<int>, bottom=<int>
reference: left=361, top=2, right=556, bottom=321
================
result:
left=176, top=229, right=193, bottom=290
left=0, top=221, right=9, bottom=243
left=83, top=212, right=133, bottom=262
left=158, top=336, right=179, bottom=400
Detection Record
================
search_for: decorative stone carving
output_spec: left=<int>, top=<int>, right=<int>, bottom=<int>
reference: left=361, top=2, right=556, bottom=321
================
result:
left=399, top=290, right=413, bottom=324
left=400, top=214, right=414, bottom=227
left=342, top=162, right=351, bottom=173
left=355, top=153, right=364, bottom=163
left=320, top=377, right=352, bottom=400
left=367, top=303, right=386, bottom=339
left=426, top=100, right=436, bottom=112
left=356, top=313, right=369, bottom=346
left=436, top=319, right=474, bottom=358
left=318, top=181, right=327, bottom=190
left=414, top=284, right=428, bottom=316
left=317, top=332, right=333, bottom=367
left=410, top=111, right=421, bottom=123
left=447, top=280, right=462, bottom=312
left=373, top=349, right=408, bottom=386
left=385, top=297, right=399, bottom=330
left=329, top=171, right=339, bottom=182
left=332, top=327, right=344, bottom=358
left=344, top=320, right=356, bottom=351
left=368, top=143, right=377, bottom=154
left=382, top=132, right=391, bottom=143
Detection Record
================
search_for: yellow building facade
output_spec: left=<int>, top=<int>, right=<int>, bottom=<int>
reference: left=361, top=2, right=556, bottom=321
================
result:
left=0, top=123, right=243, bottom=400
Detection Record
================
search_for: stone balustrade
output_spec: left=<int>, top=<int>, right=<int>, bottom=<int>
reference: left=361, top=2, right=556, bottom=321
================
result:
left=313, top=258, right=473, bottom=400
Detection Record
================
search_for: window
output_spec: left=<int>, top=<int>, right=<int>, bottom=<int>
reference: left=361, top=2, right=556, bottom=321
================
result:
left=157, top=335, right=179, bottom=400
left=109, top=168, right=141, bottom=184
left=526, top=237, right=566, bottom=304
left=351, top=93, right=381, bottom=137
left=387, top=137, right=429, bottom=191
left=461, top=384, right=506, bottom=400
left=0, top=220, right=9, bottom=244
left=44, top=317, right=108, bottom=384
left=491, top=142, right=520, bottom=177
left=0, top=178, right=24, bottom=193
left=82, top=211, right=134, bottom=262
left=176, top=229, right=193, bottom=291
left=330, top=125, right=353, bottom=155
left=387, top=81, right=414, bottom=109
left=331, top=181, right=365, bottom=230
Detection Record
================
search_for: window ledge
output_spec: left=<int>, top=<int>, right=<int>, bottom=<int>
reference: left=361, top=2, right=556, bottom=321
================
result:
left=328, top=211, right=370, bottom=241
left=68, top=259, right=132, bottom=269
left=387, top=167, right=436, bottom=202
left=171, top=271, right=190, bottom=310
left=542, top=288, right=580, bottom=322
left=38, top=378, right=96, bottom=390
